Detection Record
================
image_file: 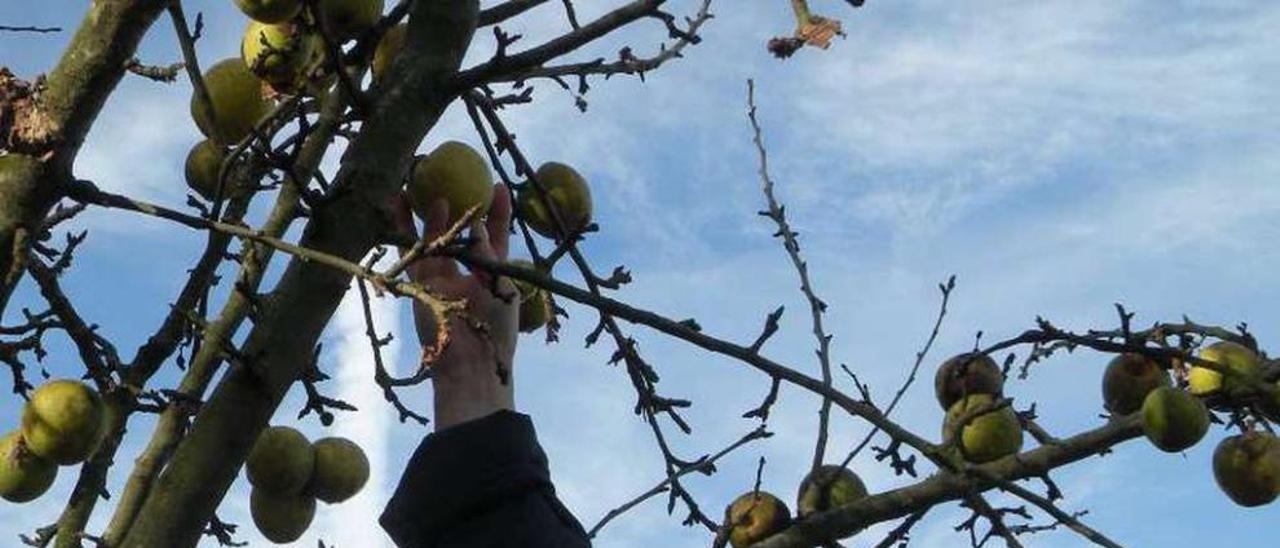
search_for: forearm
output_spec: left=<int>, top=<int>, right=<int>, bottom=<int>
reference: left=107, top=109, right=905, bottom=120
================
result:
left=432, top=367, right=515, bottom=431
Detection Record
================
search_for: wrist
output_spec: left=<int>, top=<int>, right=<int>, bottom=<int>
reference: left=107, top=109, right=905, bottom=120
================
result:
left=432, top=369, right=515, bottom=431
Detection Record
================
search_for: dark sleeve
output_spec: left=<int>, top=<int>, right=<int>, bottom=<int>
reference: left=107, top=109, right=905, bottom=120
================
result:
left=380, top=410, right=591, bottom=548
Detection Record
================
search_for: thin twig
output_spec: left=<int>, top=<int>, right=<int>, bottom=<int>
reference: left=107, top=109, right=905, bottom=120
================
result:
left=746, top=79, right=836, bottom=472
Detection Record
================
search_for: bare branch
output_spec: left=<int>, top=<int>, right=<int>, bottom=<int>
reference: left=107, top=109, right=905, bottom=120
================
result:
left=0, top=25, right=61, bottom=33
left=589, top=425, right=772, bottom=538
left=746, top=78, right=836, bottom=472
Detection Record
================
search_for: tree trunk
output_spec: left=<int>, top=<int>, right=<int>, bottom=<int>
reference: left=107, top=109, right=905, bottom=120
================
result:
left=117, top=2, right=481, bottom=545
left=0, top=0, right=169, bottom=315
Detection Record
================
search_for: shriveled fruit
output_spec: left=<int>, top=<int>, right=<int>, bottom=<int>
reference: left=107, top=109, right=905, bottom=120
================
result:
left=234, top=0, right=302, bottom=24
left=21, top=379, right=104, bottom=465
left=726, top=491, right=791, bottom=548
left=317, top=0, right=384, bottom=41
left=1213, top=432, right=1280, bottom=507
left=310, top=437, right=369, bottom=503
left=0, top=431, right=56, bottom=503
left=408, top=141, right=493, bottom=227
left=796, top=465, right=868, bottom=518
left=934, top=352, right=1004, bottom=411
left=516, top=162, right=593, bottom=238
left=1102, top=353, right=1170, bottom=415
left=509, top=259, right=550, bottom=333
left=251, top=487, right=316, bottom=543
left=943, top=394, right=1024, bottom=463
left=247, top=426, right=315, bottom=495
left=184, top=139, right=230, bottom=201
left=372, top=24, right=407, bottom=82
left=241, top=20, right=317, bottom=91
left=1188, top=340, right=1260, bottom=396
left=1141, top=386, right=1209, bottom=453
left=191, top=58, right=271, bottom=145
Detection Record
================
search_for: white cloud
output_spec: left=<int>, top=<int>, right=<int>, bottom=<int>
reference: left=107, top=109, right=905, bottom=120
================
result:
left=310, top=252, right=401, bottom=548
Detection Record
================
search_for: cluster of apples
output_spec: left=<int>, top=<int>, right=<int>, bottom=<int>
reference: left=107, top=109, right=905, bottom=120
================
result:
left=936, top=353, right=1024, bottom=463
left=244, top=425, right=370, bottom=543
left=184, top=1, right=593, bottom=333
left=183, top=0, right=386, bottom=200
left=720, top=343, right=1280, bottom=545
left=1105, top=341, right=1280, bottom=507
left=723, top=464, right=869, bottom=547
left=0, top=380, right=105, bottom=503
left=406, top=139, right=593, bottom=333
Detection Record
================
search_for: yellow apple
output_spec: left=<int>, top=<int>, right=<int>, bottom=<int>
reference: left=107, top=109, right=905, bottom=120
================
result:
left=191, top=58, right=272, bottom=145
left=726, top=491, right=791, bottom=547
left=317, top=0, right=384, bottom=41
left=1101, top=353, right=1171, bottom=415
left=241, top=20, right=317, bottom=91
left=21, top=379, right=104, bottom=465
left=943, top=394, right=1024, bottom=463
left=0, top=430, right=56, bottom=503
left=234, top=0, right=302, bottom=24
left=246, top=425, right=315, bottom=495
left=795, top=464, right=868, bottom=518
left=310, top=437, right=369, bottom=503
left=1188, top=340, right=1260, bottom=396
left=1141, top=386, right=1209, bottom=453
left=516, top=162, right=593, bottom=239
left=407, top=141, right=494, bottom=227
left=934, top=352, right=1004, bottom=411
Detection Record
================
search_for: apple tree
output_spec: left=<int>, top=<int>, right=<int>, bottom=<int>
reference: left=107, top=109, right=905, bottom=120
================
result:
left=1, top=1, right=1278, bottom=547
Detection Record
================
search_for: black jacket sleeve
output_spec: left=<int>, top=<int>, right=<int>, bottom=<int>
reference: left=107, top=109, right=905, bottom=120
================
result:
left=380, top=410, right=591, bottom=547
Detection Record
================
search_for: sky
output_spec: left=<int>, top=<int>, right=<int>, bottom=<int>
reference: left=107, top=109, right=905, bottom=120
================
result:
left=2, top=0, right=1280, bottom=546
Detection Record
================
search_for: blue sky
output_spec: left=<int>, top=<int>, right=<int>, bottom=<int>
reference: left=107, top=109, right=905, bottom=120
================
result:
left=3, top=0, right=1280, bottom=546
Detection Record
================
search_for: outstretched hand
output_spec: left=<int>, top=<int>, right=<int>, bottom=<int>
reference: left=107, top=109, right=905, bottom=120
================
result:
left=389, top=184, right=519, bottom=431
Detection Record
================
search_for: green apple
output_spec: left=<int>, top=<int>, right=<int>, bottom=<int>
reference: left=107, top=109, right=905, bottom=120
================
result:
left=934, top=352, right=1004, bottom=411
left=246, top=426, right=315, bottom=495
left=251, top=487, right=316, bottom=543
left=1141, top=386, right=1209, bottom=453
left=1188, top=340, right=1260, bottom=396
left=0, top=430, right=56, bottom=503
left=943, top=394, right=1024, bottom=463
left=317, top=0, right=384, bottom=41
left=1101, top=353, right=1171, bottom=415
left=726, top=491, right=791, bottom=547
left=310, top=437, right=369, bottom=503
left=1213, top=432, right=1280, bottom=507
left=21, top=379, right=104, bottom=465
left=795, top=464, right=867, bottom=518
left=191, top=58, right=272, bottom=145
left=508, top=259, right=550, bottom=333
left=184, top=139, right=230, bottom=201
left=234, top=0, right=302, bottom=24
left=407, top=141, right=494, bottom=227
left=241, top=20, right=317, bottom=91
left=516, top=162, right=593, bottom=239
left=372, top=24, right=407, bottom=82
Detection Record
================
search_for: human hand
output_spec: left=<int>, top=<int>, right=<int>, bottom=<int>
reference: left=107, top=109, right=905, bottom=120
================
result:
left=389, top=184, right=519, bottom=431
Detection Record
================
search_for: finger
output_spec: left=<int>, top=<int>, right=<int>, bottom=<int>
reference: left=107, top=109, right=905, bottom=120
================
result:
left=389, top=193, right=418, bottom=258
left=469, top=216, right=500, bottom=285
left=486, top=183, right=512, bottom=261
left=421, top=199, right=461, bottom=280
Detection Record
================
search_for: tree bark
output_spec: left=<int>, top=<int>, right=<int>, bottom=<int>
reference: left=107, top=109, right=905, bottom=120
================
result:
left=0, top=0, right=169, bottom=315
left=117, top=2, right=481, bottom=546
left=753, top=415, right=1143, bottom=548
